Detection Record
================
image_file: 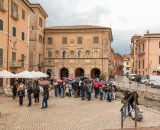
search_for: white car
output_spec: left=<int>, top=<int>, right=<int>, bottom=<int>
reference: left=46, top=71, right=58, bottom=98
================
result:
left=140, top=76, right=149, bottom=84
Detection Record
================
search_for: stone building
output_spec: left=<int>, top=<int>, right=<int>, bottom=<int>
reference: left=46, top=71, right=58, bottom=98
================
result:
left=26, top=1, right=48, bottom=71
left=44, top=25, right=113, bottom=79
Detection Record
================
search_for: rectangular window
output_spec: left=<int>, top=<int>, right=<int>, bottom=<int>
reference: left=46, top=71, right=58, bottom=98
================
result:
left=22, top=10, right=25, bottom=20
left=12, top=26, right=16, bottom=37
left=0, top=19, right=3, bottom=31
left=143, top=60, right=144, bottom=69
left=159, top=56, right=160, bottom=64
left=159, top=42, right=160, bottom=48
left=48, top=37, right=52, bottom=44
left=11, top=1, right=18, bottom=19
left=93, top=36, right=99, bottom=43
left=142, top=43, right=144, bottom=51
left=0, top=0, right=4, bottom=9
left=139, top=61, right=141, bottom=69
left=21, top=54, right=24, bottom=67
left=62, top=37, right=67, bottom=44
left=39, top=17, right=43, bottom=27
left=77, top=37, right=82, bottom=44
left=21, top=32, right=25, bottom=41
left=39, top=35, right=43, bottom=43
left=126, top=67, right=130, bottom=70
left=12, top=52, right=16, bottom=61
left=127, top=62, right=129, bottom=65
left=0, top=48, right=3, bottom=66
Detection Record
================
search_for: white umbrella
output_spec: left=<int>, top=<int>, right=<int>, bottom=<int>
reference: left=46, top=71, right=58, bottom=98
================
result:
left=15, top=70, right=38, bottom=79
left=0, top=70, right=15, bottom=78
left=37, top=71, right=48, bottom=78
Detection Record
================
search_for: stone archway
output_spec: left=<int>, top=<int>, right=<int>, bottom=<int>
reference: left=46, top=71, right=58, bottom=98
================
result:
left=75, top=68, right=84, bottom=78
left=60, top=67, right=69, bottom=79
left=91, top=68, right=101, bottom=79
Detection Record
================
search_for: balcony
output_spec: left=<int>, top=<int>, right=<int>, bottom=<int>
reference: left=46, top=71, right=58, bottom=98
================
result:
left=11, top=11, right=19, bottom=20
left=0, top=2, right=7, bottom=12
left=137, top=51, right=145, bottom=55
left=10, top=61, right=21, bottom=68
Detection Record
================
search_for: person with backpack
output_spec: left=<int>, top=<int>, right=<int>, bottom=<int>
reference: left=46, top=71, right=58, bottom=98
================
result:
left=41, top=85, right=49, bottom=109
left=33, top=84, right=40, bottom=103
left=17, top=86, right=25, bottom=106
left=27, top=82, right=33, bottom=107
left=86, top=80, right=92, bottom=101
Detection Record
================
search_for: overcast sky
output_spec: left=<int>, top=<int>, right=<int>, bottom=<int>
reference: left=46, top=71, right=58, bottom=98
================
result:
left=30, top=0, right=160, bottom=55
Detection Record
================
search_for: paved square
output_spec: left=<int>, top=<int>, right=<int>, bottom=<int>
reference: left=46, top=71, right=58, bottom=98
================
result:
left=0, top=94, right=160, bottom=130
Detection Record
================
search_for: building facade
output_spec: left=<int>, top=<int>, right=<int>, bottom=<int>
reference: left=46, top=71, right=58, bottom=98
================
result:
left=123, top=55, right=130, bottom=76
left=0, top=0, right=32, bottom=85
left=28, top=2, right=48, bottom=71
left=43, top=25, right=113, bottom=79
left=131, top=33, right=160, bottom=76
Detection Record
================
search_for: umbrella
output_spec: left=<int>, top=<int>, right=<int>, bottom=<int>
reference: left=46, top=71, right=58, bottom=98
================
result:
left=15, top=70, right=38, bottom=78
left=0, top=70, right=15, bottom=78
left=37, top=71, right=48, bottom=78
left=57, top=79, right=62, bottom=83
left=98, top=80, right=106, bottom=86
left=70, top=79, right=76, bottom=84
left=80, top=76, right=88, bottom=81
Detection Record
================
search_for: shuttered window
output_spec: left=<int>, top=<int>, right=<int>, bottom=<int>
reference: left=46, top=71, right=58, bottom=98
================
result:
left=0, top=48, right=3, bottom=66
left=0, top=19, right=3, bottom=31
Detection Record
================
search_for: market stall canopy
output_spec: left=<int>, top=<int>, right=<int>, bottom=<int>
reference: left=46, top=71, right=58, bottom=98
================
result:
left=15, top=70, right=38, bottom=78
left=0, top=70, right=15, bottom=78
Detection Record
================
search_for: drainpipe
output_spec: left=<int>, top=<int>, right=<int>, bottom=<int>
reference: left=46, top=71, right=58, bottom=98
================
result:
left=7, top=0, right=10, bottom=71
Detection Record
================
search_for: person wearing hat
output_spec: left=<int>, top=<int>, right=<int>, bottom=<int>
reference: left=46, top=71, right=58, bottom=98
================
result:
left=17, top=86, right=25, bottom=106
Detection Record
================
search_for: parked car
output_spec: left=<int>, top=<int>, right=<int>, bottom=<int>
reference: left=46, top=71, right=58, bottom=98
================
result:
left=129, top=74, right=137, bottom=81
left=134, top=75, right=142, bottom=82
left=140, top=76, right=149, bottom=84
left=149, top=75, right=160, bottom=88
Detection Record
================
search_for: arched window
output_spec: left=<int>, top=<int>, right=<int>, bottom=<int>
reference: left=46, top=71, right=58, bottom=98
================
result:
left=48, top=51, right=52, bottom=58
left=94, top=50, right=98, bottom=58
left=86, top=50, right=90, bottom=57
left=62, top=51, right=66, bottom=58
left=70, top=50, right=74, bottom=57
left=78, top=50, right=82, bottom=58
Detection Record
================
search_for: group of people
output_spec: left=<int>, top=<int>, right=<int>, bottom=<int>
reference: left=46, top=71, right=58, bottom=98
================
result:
left=12, top=80, right=49, bottom=109
left=52, top=78, right=117, bottom=102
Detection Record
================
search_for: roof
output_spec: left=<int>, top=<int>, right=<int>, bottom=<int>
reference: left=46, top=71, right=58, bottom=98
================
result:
left=45, top=25, right=111, bottom=30
left=25, top=0, right=48, bottom=18
left=22, top=0, right=34, bottom=12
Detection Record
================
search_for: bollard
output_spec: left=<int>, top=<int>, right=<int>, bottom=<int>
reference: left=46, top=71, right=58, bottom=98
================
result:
left=129, top=81, right=132, bottom=89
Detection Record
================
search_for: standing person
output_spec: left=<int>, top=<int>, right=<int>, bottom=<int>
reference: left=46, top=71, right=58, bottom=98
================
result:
left=60, top=82, right=65, bottom=98
left=12, top=80, right=18, bottom=100
left=27, top=83, right=33, bottom=107
left=65, top=82, right=70, bottom=97
left=107, top=85, right=112, bottom=102
left=41, top=85, right=49, bottom=109
left=17, top=86, right=25, bottom=106
left=93, top=80, right=99, bottom=98
left=86, top=80, right=92, bottom=101
left=81, top=81, right=87, bottom=100
left=112, top=85, right=117, bottom=100
left=33, top=84, right=40, bottom=103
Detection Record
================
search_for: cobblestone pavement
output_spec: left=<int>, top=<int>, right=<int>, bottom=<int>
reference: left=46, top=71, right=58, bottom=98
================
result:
left=0, top=94, right=160, bottom=130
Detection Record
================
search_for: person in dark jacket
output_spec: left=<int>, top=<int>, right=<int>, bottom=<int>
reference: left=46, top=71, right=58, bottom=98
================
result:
left=12, top=80, right=18, bottom=99
left=33, top=84, right=40, bottom=103
left=17, top=86, right=25, bottom=106
left=27, top=83, right=33, bottom=107
left=41, top=85, right=49, bottom=109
